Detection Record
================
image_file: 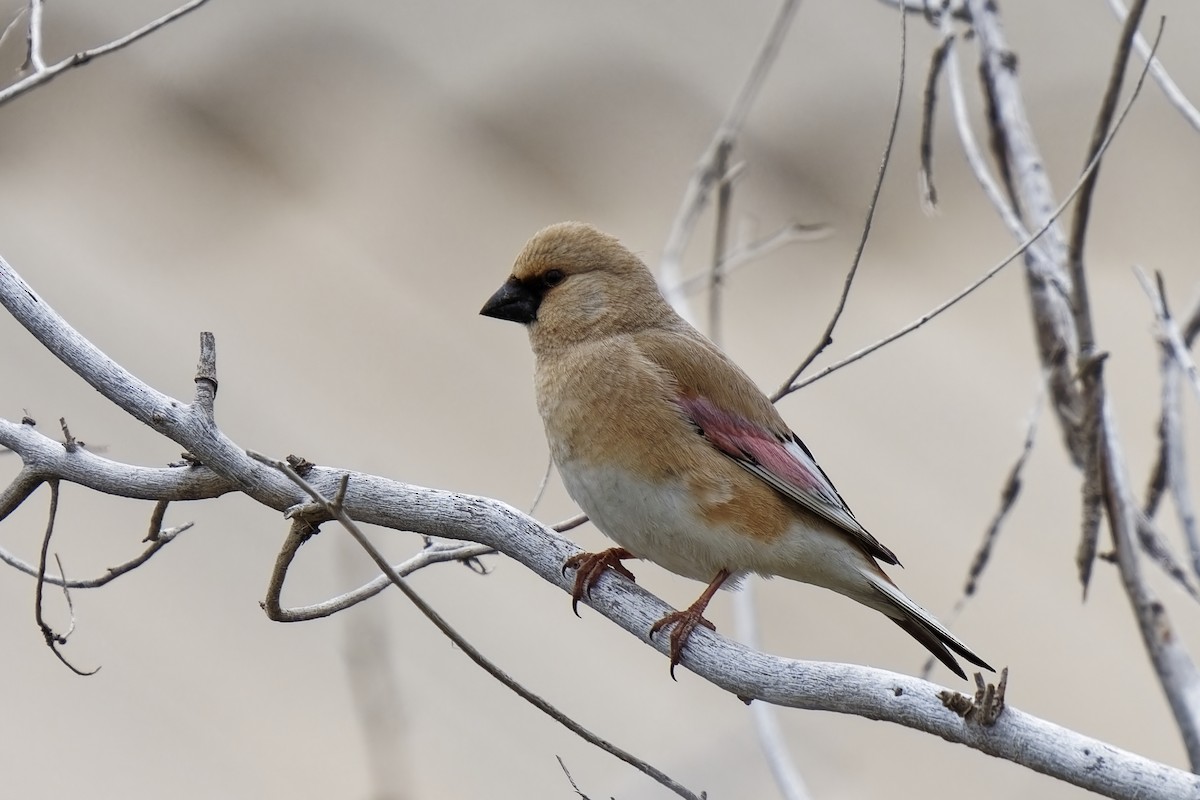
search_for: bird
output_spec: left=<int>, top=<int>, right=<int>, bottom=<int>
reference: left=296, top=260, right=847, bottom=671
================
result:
left=480, top=221, right=993, bottom=680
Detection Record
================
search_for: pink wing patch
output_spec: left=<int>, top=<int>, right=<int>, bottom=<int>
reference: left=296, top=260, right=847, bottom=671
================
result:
left=678, top=394, right=826, bottom=492
left=676, top=393, right=899, bottom=565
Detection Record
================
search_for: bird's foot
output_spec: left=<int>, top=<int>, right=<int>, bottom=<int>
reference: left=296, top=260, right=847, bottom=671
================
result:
left=648, top=568, right=731, bottom=679
left=562, top=547, right=636, bottom=616
left=649, top=606, right=717, bottom=680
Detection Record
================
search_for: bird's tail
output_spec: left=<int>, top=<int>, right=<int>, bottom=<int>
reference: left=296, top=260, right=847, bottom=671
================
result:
left=864, top=570, right=993, bottom=680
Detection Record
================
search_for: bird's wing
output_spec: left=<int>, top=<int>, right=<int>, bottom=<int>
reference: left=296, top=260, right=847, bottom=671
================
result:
left=675, top=391, right=900, bottom=566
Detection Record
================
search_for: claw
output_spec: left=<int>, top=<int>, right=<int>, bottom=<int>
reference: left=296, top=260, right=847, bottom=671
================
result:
left=648, top=568, right=731, bottom=679
left=561, top=548, right=636, bottom=616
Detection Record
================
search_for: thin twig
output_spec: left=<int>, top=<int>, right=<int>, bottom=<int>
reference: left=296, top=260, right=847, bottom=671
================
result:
left=1137, top=270, right=1200, bottom=407
left=249, top=451, right=704, bottom=800
left=1106, top=0, right=1200, bottom=134
left=1072, top=3, right=1154, bottom=597
left=784, top=29, right=1157, bottom=395
left=529, top=456, right=554, bottom=517
left=734, top=580, right=813, bottom=800
left=1100, top=400, right=1200, bottom=769
left=1134, top=514, right=1200, bottom=602
left=963, top=389, right=1040, bottom=598
left=557, top=757, right=595, bottom=800
left=32, top=480, right=98, bottom=676
left=0, top=7, right=27, bottom=53
left=771, top=7, right=907, bottom=401
left=0, top=0, right=214, bottom=107
left=1066, top=0, right=1150, bottom=360
left=960, top=1, right=1087, bottom=462
left=264, top=535, right=495, bottom=622
left=554, top=513, right=588, bottom=533
left=23, top=0, right=45, bottom=72
left=919, top=34, right=954, bottom=212
left=922, top=385, right=1040, bottom=679
left=660, top=0, right=799, bottom=317
left=708, top=144, right=735, bottom=343
left=671, top=221, right=830, bottom=298
left=0, top=520, right=190, bottom=588
left=1137, top=268, right=1200, bottom=579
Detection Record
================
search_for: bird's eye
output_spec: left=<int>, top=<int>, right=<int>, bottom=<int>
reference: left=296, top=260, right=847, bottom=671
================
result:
left=543, top=269, right=565, bottom=288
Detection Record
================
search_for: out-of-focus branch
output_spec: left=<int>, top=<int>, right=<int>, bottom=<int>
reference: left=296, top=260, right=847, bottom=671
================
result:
left=23, top=0, right=45, bottom=72
left=660, top=0, right=799, bottom=318
left=1106, top=0, right=1200, bottom=133
left=967, top=0, right=1086, bottom=462
left=0, top=0, right=214, bottom=107
left=772, top=7, right=906, bottom=400
left=1067, top=0, right=1152, bottom=597
left=1138, top=269, right=1200, bottom=580
left=1100, top=400, right=1200, bottom=769
left=959, top=0, right=1200, bottom=766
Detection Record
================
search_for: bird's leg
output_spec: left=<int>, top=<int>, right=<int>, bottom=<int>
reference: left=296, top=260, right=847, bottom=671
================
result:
left=562, top=547, right=637, bottom=616
left=650, top=569, right=731, bottom=679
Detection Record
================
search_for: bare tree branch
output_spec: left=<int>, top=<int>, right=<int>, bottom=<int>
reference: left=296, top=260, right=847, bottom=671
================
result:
left=23, top=0, right=45, bottom=73
left=918, top=33, right=954, bottom=211
left=250, top=452, right=706, bottom=800
left=670, top=221, right=830, bottom=299
left=660, top=0, right=799, bottom=317
left=0, top=0, right=215, bottom=107
left=1100, top=397, right=1200, bottom=769
left=961, top=0, right=1200, bottom=766
left=1069, top=0, right=1151, bottom=597
left=1137, top=268, right=1200, bottom=579
left=1106, top=0, right=1200, bottom=133
left=32, top=479, right=98, bottom=676
left=772, top=6, right=906, bottom=400
left=967, top=0, right=1087, bottom=461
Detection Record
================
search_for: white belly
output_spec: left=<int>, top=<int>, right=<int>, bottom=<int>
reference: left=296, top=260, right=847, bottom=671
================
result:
left=558, top=459, right=760, bottom=583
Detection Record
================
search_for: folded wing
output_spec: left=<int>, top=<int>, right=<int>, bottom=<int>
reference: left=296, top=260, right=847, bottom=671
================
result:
left=677, top=392, right=900, bottom=566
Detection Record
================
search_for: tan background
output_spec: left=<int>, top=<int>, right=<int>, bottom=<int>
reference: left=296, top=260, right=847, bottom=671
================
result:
left=1, top=0, right=1199, bottom=797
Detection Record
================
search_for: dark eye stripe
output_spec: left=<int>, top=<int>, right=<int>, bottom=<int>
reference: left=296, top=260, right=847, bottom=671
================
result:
left=543, top=269, right=565, bottom=287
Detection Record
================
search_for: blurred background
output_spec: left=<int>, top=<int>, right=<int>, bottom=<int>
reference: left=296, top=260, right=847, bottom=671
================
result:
left=1, top=0, right=1198, bottom=797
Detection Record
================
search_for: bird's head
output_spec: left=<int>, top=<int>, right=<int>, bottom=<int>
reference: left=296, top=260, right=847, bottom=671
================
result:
left=480, top=222, right=670, bottom=351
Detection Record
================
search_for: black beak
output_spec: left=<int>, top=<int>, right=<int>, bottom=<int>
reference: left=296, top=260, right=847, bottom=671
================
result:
left=480, top=278, right=538, bottom=324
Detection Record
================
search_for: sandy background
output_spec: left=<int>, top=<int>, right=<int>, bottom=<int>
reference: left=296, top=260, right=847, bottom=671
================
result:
left=2, top=0, right=1199, bottom=797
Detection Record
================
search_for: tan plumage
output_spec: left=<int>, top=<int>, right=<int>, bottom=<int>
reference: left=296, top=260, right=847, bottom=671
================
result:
left=482, top=221, right=992, bottom=679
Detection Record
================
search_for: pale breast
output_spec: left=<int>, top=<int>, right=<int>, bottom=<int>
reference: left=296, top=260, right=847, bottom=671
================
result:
left=559, top=459, right=768, bottom=582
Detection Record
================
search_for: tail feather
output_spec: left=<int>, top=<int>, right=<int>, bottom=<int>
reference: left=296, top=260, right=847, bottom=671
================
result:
left=867, top=573, right=994, bottom=680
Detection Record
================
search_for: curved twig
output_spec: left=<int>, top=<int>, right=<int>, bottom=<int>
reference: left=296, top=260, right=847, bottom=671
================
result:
left=0, top=0, right=215, bottom=107
left=771, top=7, right=907, bottom=400
left=251, top=452, right=706, bottom=800
left=784, top=30, right=1155, bottom=394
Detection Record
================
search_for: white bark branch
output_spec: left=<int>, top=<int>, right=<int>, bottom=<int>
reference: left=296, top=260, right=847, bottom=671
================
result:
left=659, top=0, right=799, bottom=319
left=1106, top=0, right=1200, bottom=133
left=0, top=0, right=214, bottom=107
